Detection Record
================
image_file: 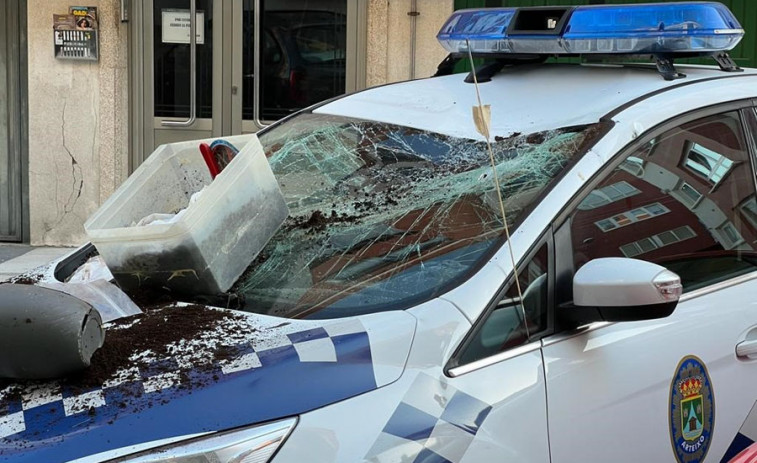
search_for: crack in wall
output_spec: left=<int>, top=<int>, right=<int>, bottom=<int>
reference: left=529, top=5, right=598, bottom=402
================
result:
left=44, top=99, right=85, bottom=241
left=61, top=99, right=84, bottom=215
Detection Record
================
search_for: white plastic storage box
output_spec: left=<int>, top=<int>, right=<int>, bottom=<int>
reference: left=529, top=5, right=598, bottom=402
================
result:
left=84, top=135, right=289, bottom=296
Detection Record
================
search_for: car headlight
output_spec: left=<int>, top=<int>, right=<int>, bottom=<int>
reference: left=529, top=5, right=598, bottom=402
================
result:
left=112, top=417, right=297, bottom=463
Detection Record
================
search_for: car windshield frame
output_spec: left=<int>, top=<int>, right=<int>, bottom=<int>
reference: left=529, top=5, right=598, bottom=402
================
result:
left=230, top=111, right=605, bottom=319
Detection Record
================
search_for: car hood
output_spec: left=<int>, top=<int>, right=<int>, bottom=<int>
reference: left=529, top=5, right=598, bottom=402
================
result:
left=0, top=304, right=416, bottom=462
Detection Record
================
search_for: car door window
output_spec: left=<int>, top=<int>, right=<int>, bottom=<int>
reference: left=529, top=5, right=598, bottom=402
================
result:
left=458, top=243, right=549, bottom=365
left=569, top=111, right=757, bottom=292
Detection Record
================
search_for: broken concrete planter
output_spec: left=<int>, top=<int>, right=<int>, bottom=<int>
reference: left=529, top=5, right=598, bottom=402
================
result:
left=84, top=135, right=289, bottom=296
left=0, top=284, right=104, bottom=380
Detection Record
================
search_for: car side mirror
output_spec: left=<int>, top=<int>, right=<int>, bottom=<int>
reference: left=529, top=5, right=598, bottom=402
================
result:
left=561, top=257, right=682, bottom=325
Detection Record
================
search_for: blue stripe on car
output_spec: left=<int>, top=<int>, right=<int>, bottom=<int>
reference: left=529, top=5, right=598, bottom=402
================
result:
left=0, top=330, right=375, bottom=462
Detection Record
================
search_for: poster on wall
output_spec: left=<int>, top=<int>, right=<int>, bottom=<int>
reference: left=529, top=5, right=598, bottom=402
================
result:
left=161, top=9, right=205, bottom=44
left=70, top=6, right=98, bottom=29
left=52, top=6, right=98, bottom=61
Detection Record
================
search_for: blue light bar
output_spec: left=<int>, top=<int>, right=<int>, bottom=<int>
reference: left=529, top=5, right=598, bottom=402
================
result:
left=436, top=2, right=744, bottom=56
left=437, top=8, right=516, bottom=54
left=563, top=3, right=744, bottom=54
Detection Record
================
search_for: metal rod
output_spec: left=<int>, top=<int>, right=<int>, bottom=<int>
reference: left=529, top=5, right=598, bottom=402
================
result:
left=465, top=40, right=530, bottom=340
left=162, top=0, right=197, bottom=127
left=409, top=0, right=418, bottom=80
left=253, top=0, right=265, bottom=128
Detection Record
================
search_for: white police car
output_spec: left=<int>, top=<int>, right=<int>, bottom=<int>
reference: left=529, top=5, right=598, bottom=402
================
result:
left=3, top=2, right=757, bottom=462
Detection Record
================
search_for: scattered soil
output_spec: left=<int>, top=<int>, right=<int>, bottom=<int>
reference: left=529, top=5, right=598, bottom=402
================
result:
left=65, top=304, right=244, bottom=391
left=526, top=132, right=546, bottom=145
left=285, top=210, right=365, bottom=234
left=9, top=274, right=42, bottom=285
left=123, top=281, right=247, bottom=314
left=574, top=122, right=608, bottom=154
left=122, top=286, right=177, bottom=311
left=0, top=304, right=255, bottom=430
left=298, top=210, right=331, bottom=232
left=495, top=132, right=521, bottom=142
left=0, top=381, right=22, bottom=412
left=352, top=200, right=375, bottom=213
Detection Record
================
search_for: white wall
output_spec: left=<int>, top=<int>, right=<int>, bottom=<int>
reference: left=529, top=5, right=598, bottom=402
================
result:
left=27, top=0, right=128, bottom=245
left=367, top=0, right=453, bottom=87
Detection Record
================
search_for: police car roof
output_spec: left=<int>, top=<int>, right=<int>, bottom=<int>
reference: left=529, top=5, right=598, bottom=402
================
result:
left=316, top=63, right=757, bottom=140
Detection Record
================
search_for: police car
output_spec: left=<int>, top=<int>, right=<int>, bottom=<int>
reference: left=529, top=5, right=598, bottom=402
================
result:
left=3, top=2, right=757, bottom=462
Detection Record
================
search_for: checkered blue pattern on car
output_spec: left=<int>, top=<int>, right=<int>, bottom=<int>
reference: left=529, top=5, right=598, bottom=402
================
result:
left=366, top=373, right=492, bottom=463
left=0, top=318, right=376, bottom=463
left=721, top=401, right=757, bottom=462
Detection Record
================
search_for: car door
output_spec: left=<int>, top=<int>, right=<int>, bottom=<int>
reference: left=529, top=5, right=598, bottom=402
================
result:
left=442, top=235, right=554, bottom=462
left=543, top=106, right=757, bottom=463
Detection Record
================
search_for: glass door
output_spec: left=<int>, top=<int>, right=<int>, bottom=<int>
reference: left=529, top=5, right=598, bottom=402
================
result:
left=233, top=0, right=364, bottom=134
left=139, top=0, right=363, bottom=154
left=149, top=0, right=219, bottom=148
left=237, top=0, right=349, bottom=131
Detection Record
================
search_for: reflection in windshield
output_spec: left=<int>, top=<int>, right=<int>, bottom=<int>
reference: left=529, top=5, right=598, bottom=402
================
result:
left=233, top=113, right=600, bottom=319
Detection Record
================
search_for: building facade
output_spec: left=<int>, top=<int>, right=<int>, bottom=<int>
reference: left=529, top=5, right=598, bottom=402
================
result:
left=1, top=0, right=755, bottom=246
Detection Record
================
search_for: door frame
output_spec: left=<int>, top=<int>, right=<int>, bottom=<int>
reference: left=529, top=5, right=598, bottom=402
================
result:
left=0, top=0, right=28, bottom=242
left=234, top=0, right=368, bottom=134
left=131, top=0, right=222, bottom=161
left=129, top=0, right=368, bottom=170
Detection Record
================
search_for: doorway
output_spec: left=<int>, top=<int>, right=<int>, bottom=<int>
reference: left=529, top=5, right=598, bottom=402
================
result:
left=0, top=0, right=26, bottom=242
left=131, top=0, right=366, bottom=166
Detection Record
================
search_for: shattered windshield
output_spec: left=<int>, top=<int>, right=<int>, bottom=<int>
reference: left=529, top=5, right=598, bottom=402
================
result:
left=234, top=113, right=600, bottom=319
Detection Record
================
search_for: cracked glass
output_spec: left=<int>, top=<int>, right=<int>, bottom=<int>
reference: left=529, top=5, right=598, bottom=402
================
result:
left=234, top=113, right=600, bottom=319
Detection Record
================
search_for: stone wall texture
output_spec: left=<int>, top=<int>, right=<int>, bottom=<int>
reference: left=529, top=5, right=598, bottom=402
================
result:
left=27, top=0, right=128, bottom=246
left=366, top=0, right=452, bottom=87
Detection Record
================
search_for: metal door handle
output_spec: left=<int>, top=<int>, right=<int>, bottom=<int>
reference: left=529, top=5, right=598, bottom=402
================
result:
left=736, top=340, right=757, bottom=359
left=162, top=0, right=197, bottom=127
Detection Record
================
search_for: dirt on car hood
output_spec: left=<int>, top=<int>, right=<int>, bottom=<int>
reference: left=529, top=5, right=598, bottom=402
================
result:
left=0, top=304, right=416, bottom=462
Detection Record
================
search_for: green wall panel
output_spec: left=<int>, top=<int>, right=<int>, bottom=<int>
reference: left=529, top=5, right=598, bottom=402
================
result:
left=452, top=0, right=757, bottom=68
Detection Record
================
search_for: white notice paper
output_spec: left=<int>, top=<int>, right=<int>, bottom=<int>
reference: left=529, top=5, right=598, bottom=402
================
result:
left=161, top=9, right=205, bottom=44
